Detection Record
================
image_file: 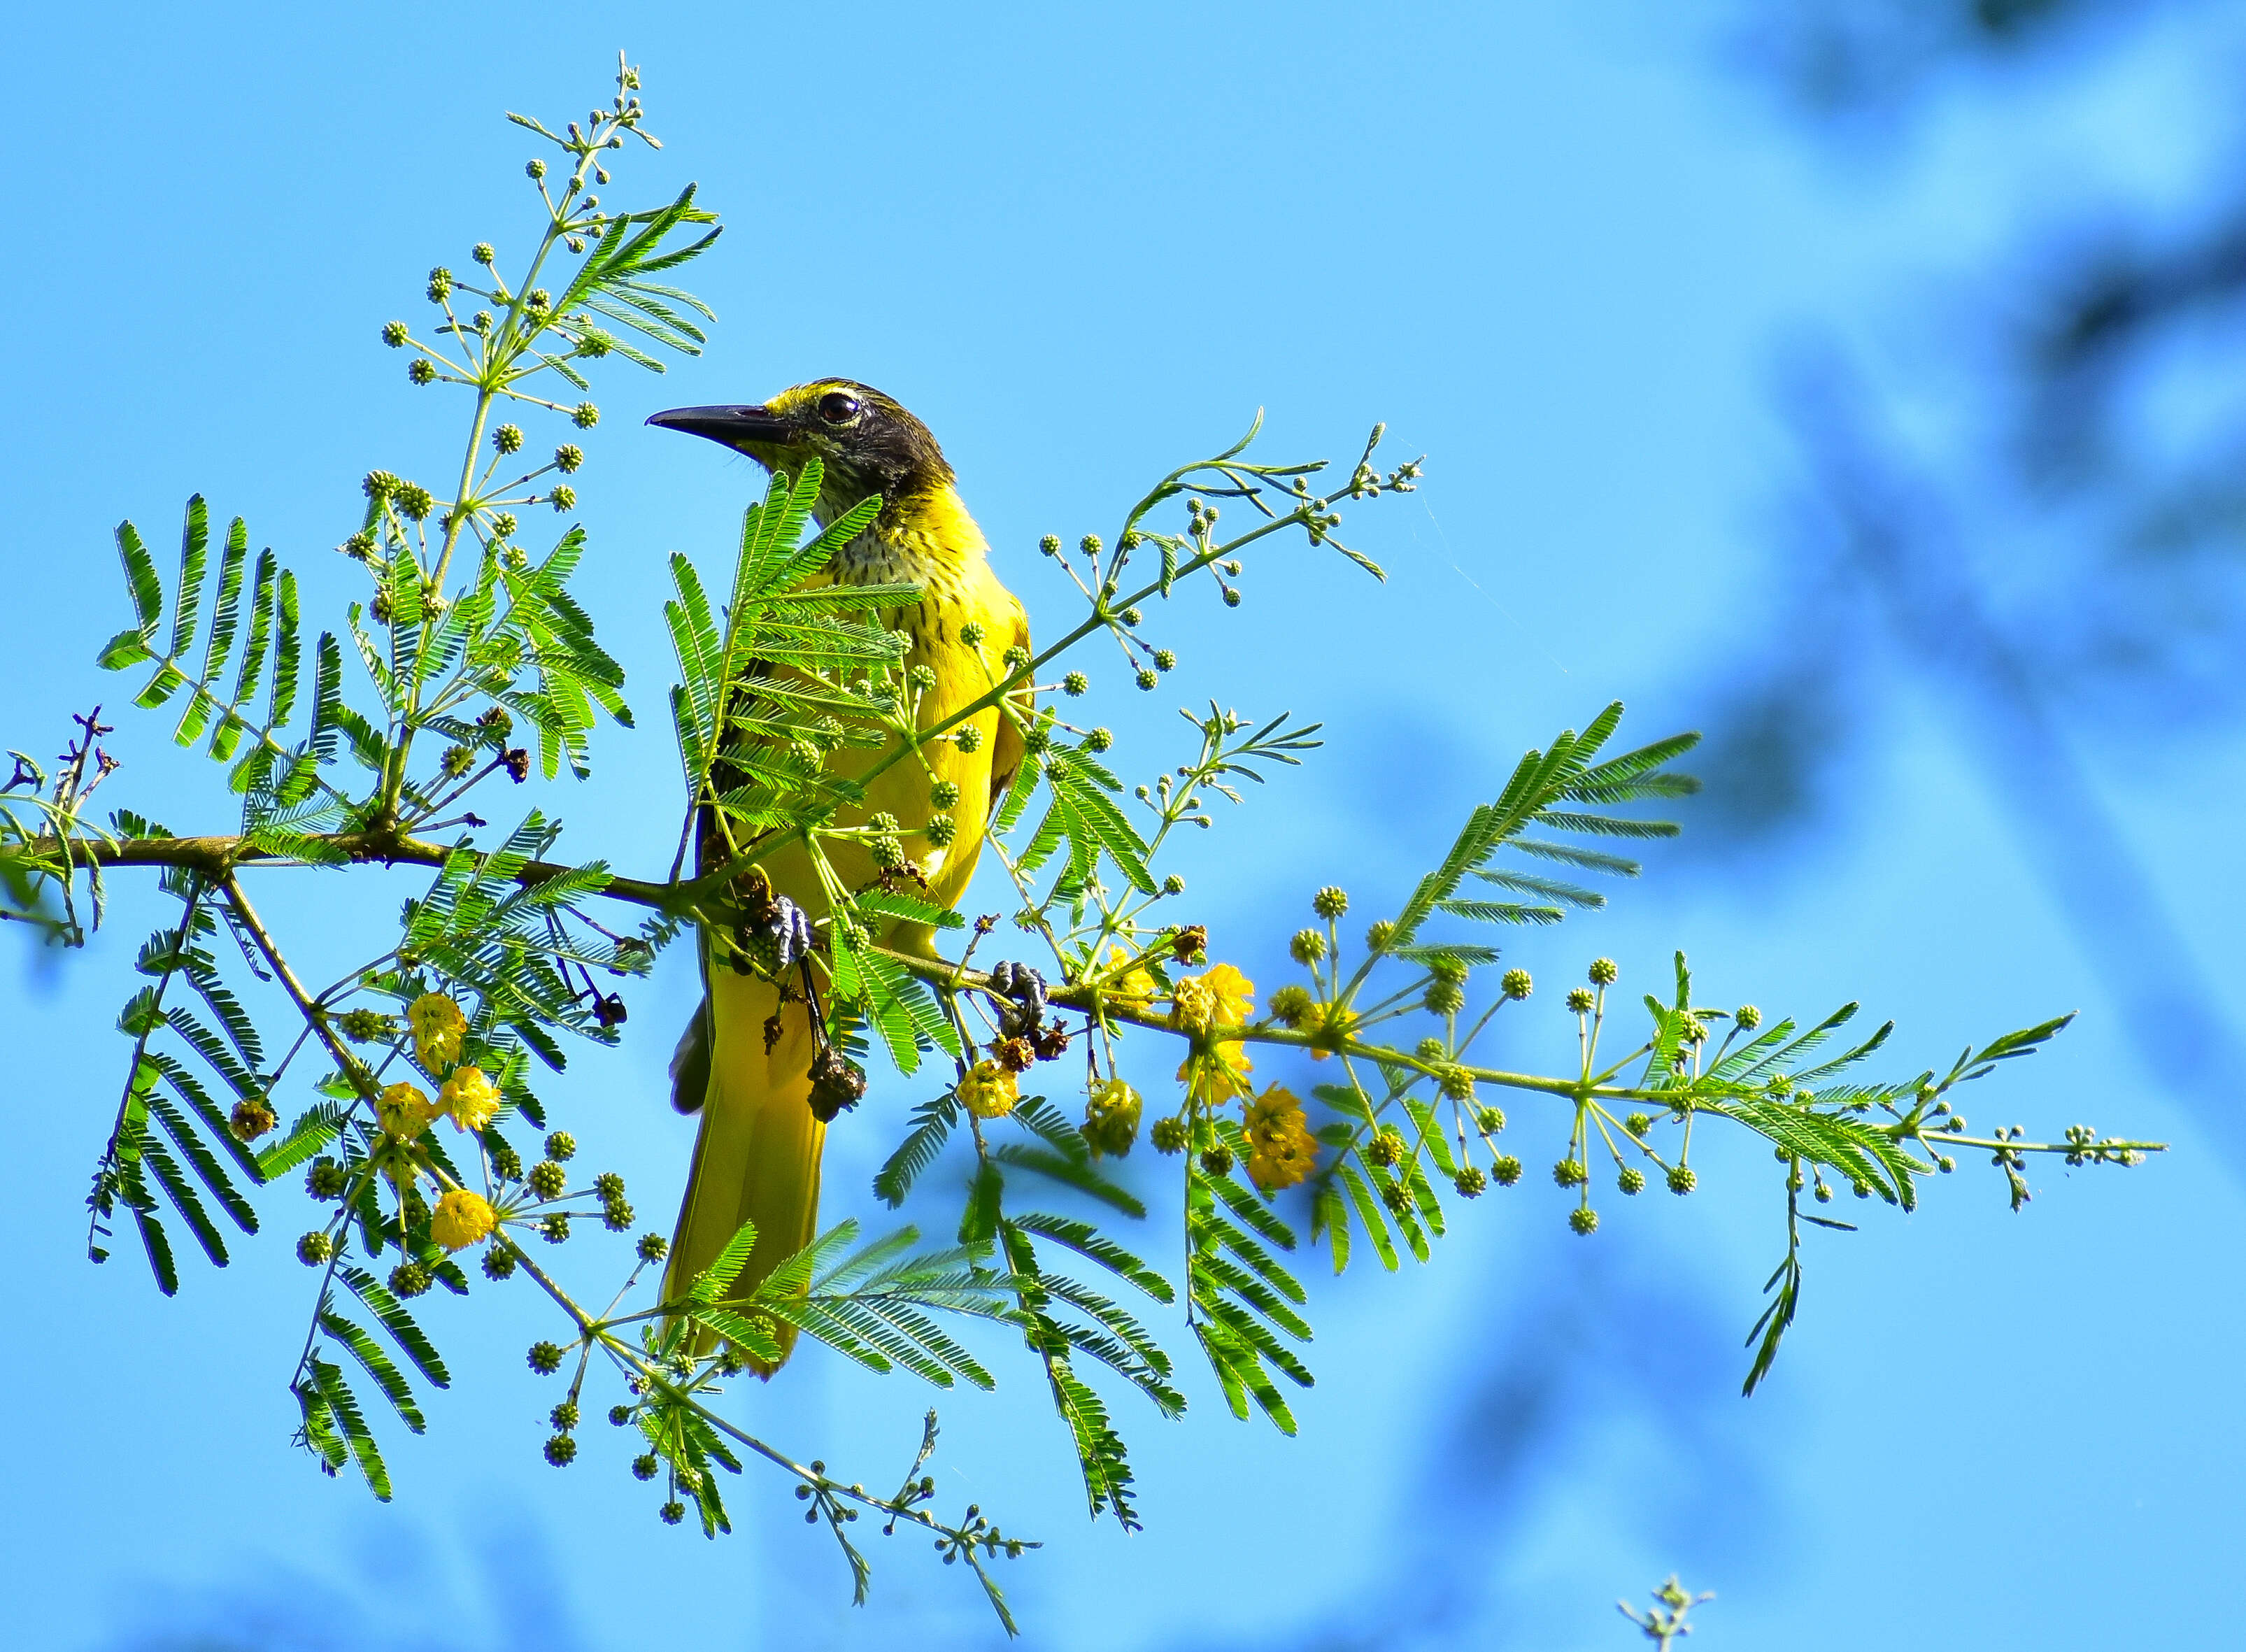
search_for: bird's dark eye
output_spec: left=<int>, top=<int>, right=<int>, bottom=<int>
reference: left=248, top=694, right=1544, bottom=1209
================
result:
left=817, top=390, right=861, bottom=425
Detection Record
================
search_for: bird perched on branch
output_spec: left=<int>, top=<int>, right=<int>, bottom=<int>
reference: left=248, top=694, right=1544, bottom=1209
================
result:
left=646, top=381, right=1028, bottom=1370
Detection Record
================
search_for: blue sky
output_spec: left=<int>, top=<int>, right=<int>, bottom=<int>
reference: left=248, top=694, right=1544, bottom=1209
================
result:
left=8, top=3, right=2245, bottom=1649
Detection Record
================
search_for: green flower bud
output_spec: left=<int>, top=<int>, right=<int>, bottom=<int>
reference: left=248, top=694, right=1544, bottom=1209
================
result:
left=1474, top=1105, right=1505, bottom=1134
left=541, top=1212, right=571, bottom=1243
left=427, top=266, right=453, bottom=302
left=1588, top=957, right=1619, bottom=986
left=441, top=743, right=475, bottom=778
left=1223, top=588, right=1242, bottom=608
left=297, top=1231, right=334, bottom=1266
left=1568, top=1205, right=1599, bottom=1235
left=1269, top=984, right=1313, bottom=1027
left=550, top=1401, right=580, bottom=1430
left=1290, top=927, right=1327, bottom=965
left=363, top=469, right=399, bottom=499
left=1086, top=727, right=1114, bottom=753
left=577, top=329, right=611, bottom=357
left=1623, top=1112, right=1652, bottom=1137
left=1081, top=534, right=1104, bottom=556
left=408, top=358, right=437, bottom=385
left=1162, top=873, right=1185, bottom=895
left=1618, top=1165, right=1646, bottom=1195
left=529, top=1160, right=567, bottom=1198
left=1425, top=978, right=1465, bottom=1016
left=525, top=288, right=551, bottom=313
left=958, top=620, right=987, bottom=649
left=307, top=1158, right=348, bottom=1199
left=544, top=1433, right=578, bottom=1467
left=1667, top=1165, right=1697, bottom=1195
left=555, top=444, right=585, bottom=473
left=1312, top=886, right=1348, bottom=920
left=483, top=1245, right=518, bottom=1281
left=636, top=1232, right=669, bottom=1264
left=1002, top=644, right=1032, bottom=672
left=1135, top=669, right=1158, bottom=691
left=549, top=485, right=576, bottom=512
left=928, top=778, right=961, bottom=809
left=473, top=242, right=495, bottom=264
left=1736, top=1004, right=1761, bottom=1031
left=1153, top=649, right=1177, bottom=671
left=381, top=320, right=408, bottom=348
left=594, top=1172, right=625, bottom=1200
left=1150, top=1116, right=1189, bottom=1154
left=1500, top=968, right=1532, bottom=1001
left=1062, top=671, right=1088, bottom=696
left=1021, top=722, right=1050, bottom=755
left=1039, top=534, right=1061, bottom=555
left=1365, top=1127, right=1405, bottom=1168
left=526, top=158, right=547, bottom=180
left=925, top=815, right=957, bottom=848
left=1381, top=1179, right=1415, bottom=1215
left=1365, top=919, right=1395, bottom=953
left=572, top=401, right=600, bottom=429
left=490, top=1141, right=523, bottom=1182
left=397, top=483, right=435, bottom=520
left=659, top=1502, right=685, bottom=1525
left=527, top=1340, right=564, bottom=1374
left=1454, top=1166, right=1488, bottom=1198
left=1437, top=1066, right=1475, bottom=1102
left=1552, top=1159, right=1586, bottom=1188
left=603, top=1199, right=634, bottom=1232
left=633, top=1454, right=659, bottom=1480
left=1567, top=987, right=1595, bottom=1014
left=953, top=724, right=984, bottom=754
left=1491, top=1154, right=1522, bottom=1185
left=490, top=510, right=518, bottom=538
left=1200, top=1145, right=1235, bottom=1176
left=390, top=1260, right=432, bottom=1297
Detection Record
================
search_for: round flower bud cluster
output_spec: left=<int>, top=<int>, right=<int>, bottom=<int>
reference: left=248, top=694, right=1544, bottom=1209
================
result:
left=572, top=402, right=600, bottom=429
left=1667, top=1165, right=1697, bottom=1195
left=549, top=485, right=576, bottom=512
left=529, top=1160, right=567, bottom=1199
left=1002, top=645, right=1032, bottom=673
left=929, top=778, right=960, bottom=809
left=1566, top=988, right=1595, bottom=1014
left=1623, top=1112, right=1652, bottom=1137
left=1153, top=650, right=1177, bottom=672
left=1454, top=1166, right=1488, bottom=1198
left=408, top=358, right=437, bottom=386
left=1085, top=727, right=1113, bottom=753
left=555, top=444, right=584, bottom=473
left=578, top=329, right=613, bottom=357
left=441, top=743, right=475, bottom=778
left=381, top=320, right=408, bottom=348
left=1381, top=1181, right=1414, bottom=1215
left=1365, top=1127, right=1405, bottom=1168
left=1268, top=984, right=1312, bottom=1027
left=297, top=1231, right=334, bottom=1266
left=473, top=242, right=495, bottom=265
left=1500, top=968, right=1532, bottom=1000
left=1365, top=920, right=1395, bottom=953
left=1491, top=1154, right=1523, bottom=1185
left=1437, top=1066, right=1475, bottom=1102
left=541, top=1213, right=571, bottom=1243
left=1290, top=928, right=1326, bottom=964
left=1736, top=1004, right=1762, bottom=1031
left=1312, top=886, right=1349, bottom=920
left=1552, top=1159, right=1587, bottom=1188
left=229, top=1097, right=278, bottom=1141
left=1150, top=1115, right=1190, bottom=1154
left=483, top=1246, right=518, bottom=1281
left=925, top=815, right=957, bottom=848
left=544, top=1434, right=577, bottom=1467
left=1568, top=1206, right=1599, bottom=1236
left=1425, top=978, right=1465, bottom=1016
left=307, top=1158, right=348, bottom=1200
left=954, top=723, right=983, bottom=753
left=526, top=158, right=547, bottom=180
left=396, top=483, right=435, bottom=520
left=1618, top=1166, right=1647, bottom=1195
left=636, top=1232, right=669, bottom=1265
left=1475, top=1105, right=1505, bottom=1134
left=427, top=266, right=453, bottom=302
left=1588, top=957, right=1619, bottom=986
left=958, top=620, right=987, bottom=648
left=1062, top=671, right=1088, bottom=696
left=1039, top=534, right=1061, bottom=555
left=495, top=424, right=525, bottom=454
left=546, top=1131, right=576, bottom=1161
left=1200, top=1145, right=1235, bottom=1176
left=390, top=1261, right=432, bottom=1297
left=1136, top=669, right=1158, bottom=691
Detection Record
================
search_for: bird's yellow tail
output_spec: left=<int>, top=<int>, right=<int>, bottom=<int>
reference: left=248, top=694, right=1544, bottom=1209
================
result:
left=662, top=963, right=825, bottom=1374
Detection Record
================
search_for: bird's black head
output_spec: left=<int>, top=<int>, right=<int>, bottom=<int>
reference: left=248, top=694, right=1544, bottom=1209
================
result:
left=646, top=380, right=953, bottom=522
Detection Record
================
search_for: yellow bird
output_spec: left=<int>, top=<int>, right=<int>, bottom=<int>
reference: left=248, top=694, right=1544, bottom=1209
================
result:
left=646, top=381, right=1027, bottom=1369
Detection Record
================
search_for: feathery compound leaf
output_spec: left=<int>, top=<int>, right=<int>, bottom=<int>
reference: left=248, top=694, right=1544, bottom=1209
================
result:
left=311, top=1358, right=392, bottom=1499
left=319, top=1309, right=427, bottom=1432
left=339, top=1267, right=451, bottom=1387
left=690, top=1218, right=763, bottom=1303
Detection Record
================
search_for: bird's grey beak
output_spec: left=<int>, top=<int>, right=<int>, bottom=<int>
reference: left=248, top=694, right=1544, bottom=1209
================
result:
left=645, top=404, right=789, bottom=448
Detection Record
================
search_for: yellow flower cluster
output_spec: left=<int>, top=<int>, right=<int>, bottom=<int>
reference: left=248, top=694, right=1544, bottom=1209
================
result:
left=1081, top=1077, right=1143, bottom=1158
left=430, top=1188, right=496, bottom=1251
left=440, top=1065, right=501, bottom=1132
left=408, top=992, right=467, bottom=1069
left=1170, top=962, right=1253, bottom=1034
left=1243, top=1084, right=1319, bottom=1192
left=1102, top=948, right=1158, bottom=1003
left=957, top=1059, right=1020, bottom=1119
left=376, top=1081, right=436, bottom=1139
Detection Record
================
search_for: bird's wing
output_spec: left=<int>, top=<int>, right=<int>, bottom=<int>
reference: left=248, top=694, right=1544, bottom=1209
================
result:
left=989, top=592, right=1033, bottom=809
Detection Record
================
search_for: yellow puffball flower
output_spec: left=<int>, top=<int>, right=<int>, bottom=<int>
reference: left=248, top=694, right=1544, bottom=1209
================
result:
left=407, top=992, right=467, bottom=1069
left=1172, top=962, right=1253, bottom=1034
left=1102, top=947, right=1158, bottom=1003
left=1243, top=1083, right=1319, bottom=1192
left=957, top=1059, right=1020, bottom=1120
left=1082, top=1077, right=1143, bottom=1158
left=376, top=1081, right=436, bottom=1139
left=429, top=1188, right=497, bottom=1251
left=440, top=1064, right=502, bottom=1132
left=1177, top=1037, right=1254, bottom=1106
